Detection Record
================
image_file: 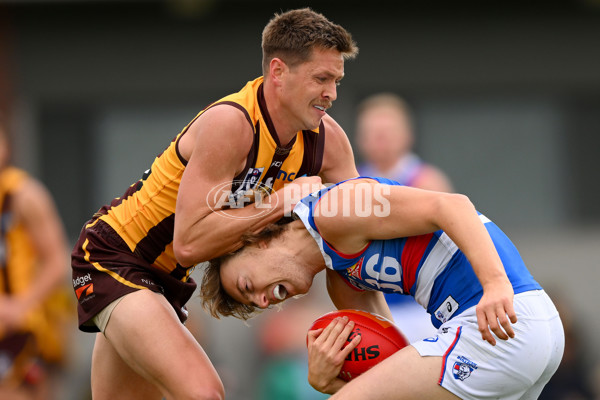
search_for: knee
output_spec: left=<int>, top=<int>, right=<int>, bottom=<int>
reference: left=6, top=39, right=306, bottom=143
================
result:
left=170, top=381, right=225, bottom=400
left=197, top=384, right=225, bottom=400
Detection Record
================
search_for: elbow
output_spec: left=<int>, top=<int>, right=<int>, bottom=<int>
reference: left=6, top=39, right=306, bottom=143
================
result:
left=437, top=192, right=476, bottom=216
left=174, top=236, right=217, bottom=266
left=193, top=386, right=225, bottom=400
left=449, top=192, right=473, bottom=205
left=173, top=223, right=212, bottom=265
left=173, top=238, right=197, bottom=267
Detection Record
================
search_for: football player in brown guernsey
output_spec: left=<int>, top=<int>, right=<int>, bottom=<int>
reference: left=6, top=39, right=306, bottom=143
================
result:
left=71, top=7, right=359, bottom=400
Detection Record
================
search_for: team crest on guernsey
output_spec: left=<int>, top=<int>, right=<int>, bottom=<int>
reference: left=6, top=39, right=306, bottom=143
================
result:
left=229, top=167, right=265, bottom=205
left=452, top=356, right=478, bottom=381
left=344, top=258, right=373, bottom=290
left=238, top=167, right=264, bottom=191
left=346, top=257, right=364, bottom=279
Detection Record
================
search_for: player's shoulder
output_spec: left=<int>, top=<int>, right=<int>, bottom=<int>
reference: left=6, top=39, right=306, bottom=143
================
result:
left=11, top=173, right=54, bottom=217
left=198, top=104, right=254, bottom=147
left=320, top=114, right=351, bottom=147
left=0, top=167, right=34, bottom=201
left=199, top=102, right=254, bottom=131
left=0, top=166, right=28, bottom=187
left=181, top=104, right=255, bottom=161
left=318, top=114, right=358, bottom=182
left=321, top=114, right=344, bottom=135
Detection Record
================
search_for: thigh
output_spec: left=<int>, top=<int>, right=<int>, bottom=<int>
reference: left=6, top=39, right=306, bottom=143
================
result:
left=330, top=346, right=460, bottom=400
left=91, top=333, right=163, bottom=400
left=101, top=289, right=224, bottom=399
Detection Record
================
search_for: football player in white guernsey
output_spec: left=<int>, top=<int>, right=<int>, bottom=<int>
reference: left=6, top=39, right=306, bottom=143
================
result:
left=202, top=177, right=564, bottom=400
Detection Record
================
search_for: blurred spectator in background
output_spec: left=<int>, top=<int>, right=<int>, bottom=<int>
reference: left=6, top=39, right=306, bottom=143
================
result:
left=356, top=93, right=453, bottom=192
left=0, top=117, right=72, bottom=400
left=355, top=93, right=453, bottom=342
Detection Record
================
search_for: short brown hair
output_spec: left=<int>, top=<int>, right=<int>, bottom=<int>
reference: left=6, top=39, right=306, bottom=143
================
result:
left=261, top=8, right=358, bottom=74
left=200, top=223, right=289, bottom=320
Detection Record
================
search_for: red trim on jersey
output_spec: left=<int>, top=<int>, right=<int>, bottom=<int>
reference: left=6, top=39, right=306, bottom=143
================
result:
left=313, top=194, right=372, bottom=260
left=400, top=233, right=434, bottom=293
left=324, top=239, right=371, bottom=259
left=439, top=326, right=462, bottom=385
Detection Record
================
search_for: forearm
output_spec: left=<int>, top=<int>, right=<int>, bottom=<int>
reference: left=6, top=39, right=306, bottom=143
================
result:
left=437, top=195, right=517, bottom=344
left=16, top=181, right=68, bottom=311
left=175, top=191, right=285, bottom=265
left=310, top=376, right=347, bottom=395
left=437, top=195, right=509, bottom=288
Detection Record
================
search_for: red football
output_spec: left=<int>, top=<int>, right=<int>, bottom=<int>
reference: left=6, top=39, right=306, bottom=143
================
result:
left=307, top=309, right=409, bottom=382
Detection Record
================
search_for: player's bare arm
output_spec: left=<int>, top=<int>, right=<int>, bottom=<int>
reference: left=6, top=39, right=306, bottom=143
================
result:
left=174, top=105, right=319, bottom=265
left=319, top=115, right=359, bottom=184
left=0, top=178, right=67, bottom=329
left=315, top=179, right=516, bottom=345
left=174, top=105, right=277, bottom=265
left=326, top=269, right=392, bottom=321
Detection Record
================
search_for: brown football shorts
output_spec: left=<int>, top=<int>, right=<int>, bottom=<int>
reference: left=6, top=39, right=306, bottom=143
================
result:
left=71, top=219, right=197, bottom=333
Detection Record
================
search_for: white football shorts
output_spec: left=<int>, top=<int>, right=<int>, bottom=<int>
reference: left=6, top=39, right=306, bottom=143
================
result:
left=412, top=290, right=564, bottom=400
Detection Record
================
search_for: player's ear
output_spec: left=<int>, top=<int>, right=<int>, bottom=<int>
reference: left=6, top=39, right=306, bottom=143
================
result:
left=269, top=58, right=287, bottom=85
left=257, top=240, right=269, bottom=250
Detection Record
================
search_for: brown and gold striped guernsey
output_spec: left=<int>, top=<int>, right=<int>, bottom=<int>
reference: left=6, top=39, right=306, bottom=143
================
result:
left=97, top=77, right=325, bottom=276
left=0, top=167, right=69, bottom=363
left=0, top=167, right=36, bottom=297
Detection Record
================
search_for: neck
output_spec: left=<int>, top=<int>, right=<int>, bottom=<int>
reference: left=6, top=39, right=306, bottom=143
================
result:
left=285, top=220, right=327, bottom=275
left=262, top=79, right=299, bottom=146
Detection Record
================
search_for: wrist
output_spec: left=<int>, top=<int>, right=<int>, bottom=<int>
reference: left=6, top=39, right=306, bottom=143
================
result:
left=480, top=274, right=511, bottom=289
left=322, top=378, right=346, bottom=395
left=308, top=375, right=345, bottom=395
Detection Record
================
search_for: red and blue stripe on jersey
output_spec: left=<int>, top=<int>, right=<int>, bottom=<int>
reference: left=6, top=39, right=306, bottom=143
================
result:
left=293, top=176, right=542, bottom=329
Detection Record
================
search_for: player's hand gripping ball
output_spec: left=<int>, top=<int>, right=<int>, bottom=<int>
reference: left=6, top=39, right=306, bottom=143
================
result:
left=308, top=309, right=409, bottom=381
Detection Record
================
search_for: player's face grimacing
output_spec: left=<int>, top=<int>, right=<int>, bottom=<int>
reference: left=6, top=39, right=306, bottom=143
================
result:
left=280, top=47, right=345, bottom=131
left=219, top=245, right=314, bottom=309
